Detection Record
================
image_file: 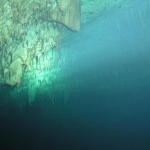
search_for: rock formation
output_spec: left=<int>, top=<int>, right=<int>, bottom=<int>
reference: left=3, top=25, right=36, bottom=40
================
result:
left=50, top=0, right=81, bottom=31
left=0, top=0, right=81, bottom=86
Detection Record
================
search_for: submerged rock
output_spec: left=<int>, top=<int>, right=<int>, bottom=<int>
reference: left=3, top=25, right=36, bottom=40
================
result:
left=50, top=0, right=81, bottom=31
left=0, top=0, right=81, bottom=86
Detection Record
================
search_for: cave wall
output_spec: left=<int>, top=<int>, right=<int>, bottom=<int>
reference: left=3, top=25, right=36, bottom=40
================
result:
left=0, top=0, right=80, bottom=87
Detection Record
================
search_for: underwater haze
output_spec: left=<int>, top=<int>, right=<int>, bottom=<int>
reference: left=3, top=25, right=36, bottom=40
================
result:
left=1, top=0, right=150, bottom=149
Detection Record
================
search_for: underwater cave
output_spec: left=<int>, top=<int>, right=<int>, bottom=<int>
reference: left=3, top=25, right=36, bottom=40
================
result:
left=0, top=0, right=150, bottom=149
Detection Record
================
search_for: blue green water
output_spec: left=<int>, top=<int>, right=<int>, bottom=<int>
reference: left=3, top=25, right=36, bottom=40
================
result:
left=0, top=0, right=150, bottom=149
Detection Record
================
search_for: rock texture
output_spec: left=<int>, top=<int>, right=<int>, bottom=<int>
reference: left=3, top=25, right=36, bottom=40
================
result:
left=0, top=0, right=81, bottom=86
left=50, top=0, right=81, bottom=31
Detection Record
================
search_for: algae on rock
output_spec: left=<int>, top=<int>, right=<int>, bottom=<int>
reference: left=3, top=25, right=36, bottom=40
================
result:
left=0, top=0, right=81, bottom=87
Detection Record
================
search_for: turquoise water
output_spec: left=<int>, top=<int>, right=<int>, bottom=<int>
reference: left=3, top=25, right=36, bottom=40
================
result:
left=0, top=0, right=150, bottom=149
